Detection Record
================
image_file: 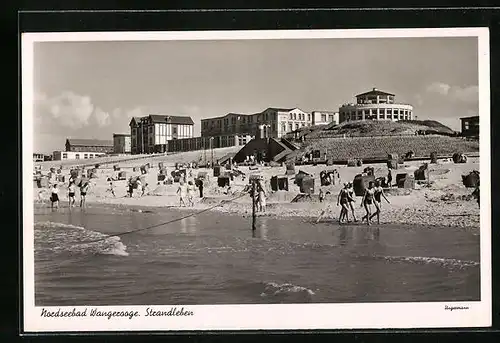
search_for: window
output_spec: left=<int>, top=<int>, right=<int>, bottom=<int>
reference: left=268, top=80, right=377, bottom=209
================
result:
left=321, top=114, right=327, bottom=122
left=62, top=153, right=67, bottom=159
left=464, top=122, right=470, bottom=130
left=75, top=154, right=80, bottom=159
left=173, top=127, right=177, bottom=134
left=387, top=109, right=392, bottom=114
left=371, top=109, right=378, bottom=115
left=308, top=114, right=311, bottom=121
left=329, top=115, right=334, bottom=122
left=394, top=109, right=399, bottom=115
left=89, top=154, right=93, bottom=158
left=288, top=123, right=293, bottom=132
left=281, top=123, right=286, bottom=133
left=84, top=154, right=88, bottom=159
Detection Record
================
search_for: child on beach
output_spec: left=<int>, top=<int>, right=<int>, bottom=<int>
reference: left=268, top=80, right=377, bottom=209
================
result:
left=186, top=181, right=195, bottom=207
left=361, top=181, right=375, bottom=226
left=363, top=180, right=390, bottom=225
left=79, top=182, right=89, bottom=208
left=337, top=183, right=350, bottom=223
left=50, top=184, right=60, bottom=209
left=68, top=181, right=76, bottom=207
left=176, top=181, right=187, bottom=207
left=141, top=183, right=148, bottom=197
left=319, top=188, right=325, bottom=203
left=108, top=181, right=116, bottom=197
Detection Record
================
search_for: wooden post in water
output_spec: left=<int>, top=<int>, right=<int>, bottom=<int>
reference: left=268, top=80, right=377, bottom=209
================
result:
left=251, top=181, right=256, bottom=231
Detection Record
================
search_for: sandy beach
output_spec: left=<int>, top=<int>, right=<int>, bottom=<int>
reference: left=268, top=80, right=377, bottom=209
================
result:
left=34, top=155, right=480, bottom=230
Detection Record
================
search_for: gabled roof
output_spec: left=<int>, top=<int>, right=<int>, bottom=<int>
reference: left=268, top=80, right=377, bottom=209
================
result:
left=265, top=107, right=299, bottom=112
left=129, top=117, right=139, bottom=126
left=356, top=88, right=395, bottom=97
left=148, top=114, right=194, bottom=125
left=66, top=138, right=114, bottom=147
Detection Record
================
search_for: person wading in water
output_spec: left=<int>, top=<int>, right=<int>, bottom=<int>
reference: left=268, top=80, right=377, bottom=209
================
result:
left=364, top=180, right=390, bottom=224
left=337, top=183, right=350, bottom=223
left=361, top=181, right=375, bottom=226
left=79, top=181, right=89, bottom=208
left=68, top=181, right=76, bottom=207
left=347, top=182, right=357, bottom=222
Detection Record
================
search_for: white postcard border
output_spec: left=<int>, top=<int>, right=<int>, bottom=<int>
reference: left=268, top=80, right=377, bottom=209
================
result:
left=22, top=27, right=491, bottom=332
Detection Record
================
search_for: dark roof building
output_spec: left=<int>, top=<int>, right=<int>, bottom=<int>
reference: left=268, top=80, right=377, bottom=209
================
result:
left=65, top=138, right=114, bottom=153
left=355, top=88, right=396, bottom=98
left=129, top=114, right=195, bottom=154
left=460, top=115, right=479, bottom=138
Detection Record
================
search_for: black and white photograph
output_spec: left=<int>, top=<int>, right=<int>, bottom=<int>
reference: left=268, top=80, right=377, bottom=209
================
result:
left=22, top=28, right=491, bottom=331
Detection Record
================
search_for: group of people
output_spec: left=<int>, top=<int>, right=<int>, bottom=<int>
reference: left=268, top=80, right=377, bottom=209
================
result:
left=336, top=180, right=390, bottom=225
left=127, top=178, right=148, bottom=198
left=49, top=180, right=90, bottom=210
left=176, top=180, right=197, bottom=207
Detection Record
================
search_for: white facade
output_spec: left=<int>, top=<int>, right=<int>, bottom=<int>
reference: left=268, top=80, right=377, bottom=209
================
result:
left=339, top=88, right=414, bottom=123
left=154, top=123, right=194, bottom=145
left=53, top=150, right=106, bottom=161
left=277, top=108, right=312, bottom=137
left=311, top=111, right=339, bottom=126
left=339, top=103, right=414, bottom=122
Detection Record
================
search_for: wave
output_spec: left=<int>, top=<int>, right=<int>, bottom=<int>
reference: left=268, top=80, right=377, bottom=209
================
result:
left=373, top=255, right=479, bottom=269
left=260, top=281, right=316, bottom=300
left=34, top=221, right=128, bottom=257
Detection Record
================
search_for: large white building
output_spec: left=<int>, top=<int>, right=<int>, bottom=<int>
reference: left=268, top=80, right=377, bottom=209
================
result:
left=130, top=115, right=195, bottom=154
left=311, top=111, right=339, bottom=126
left=339, top=88, right=414, bottom=123
left=52, top=150, right=106, bottom=161
left=201, top=107, right=339, bottom=139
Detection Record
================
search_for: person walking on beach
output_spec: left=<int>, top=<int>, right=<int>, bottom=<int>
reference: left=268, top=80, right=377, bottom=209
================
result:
left=135, top=179, right=142, bottom=197
left=257, top=180, right=266, bottom=212
left=176, top=181, right=187, bottom=207
left=186, top=181, right=195, bottom=207
left=50, top=184, right=60, bottom=210
left=127, top=178, right=134, bottom=197
left=387, top=170, right=393, bottom=188
left=365, top=180, right=390, bottom=224
left=337, top=183, right=350, bottom=223
left=79, top=181, right=89, bottom=208
left=198, top=178, right=204, bottom=198
left=68, top=181, right=76, bottom=207
left=347, top=182, right=357, bottom=222
left=361, top=181, right=375, bottom=225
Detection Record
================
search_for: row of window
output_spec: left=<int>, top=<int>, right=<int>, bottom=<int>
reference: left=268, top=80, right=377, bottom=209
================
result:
left=281, top=122, right=308, bottom=133
left=61, top=153, right=101, bottom=159
left=319, top=114, right=336, bottom=122
left=341, top=108, right=411, bottom=117
left=202, top=113, right=280, bottom=129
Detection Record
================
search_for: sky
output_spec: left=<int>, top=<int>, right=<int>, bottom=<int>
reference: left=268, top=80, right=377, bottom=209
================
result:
left=32, top=36, right=479, bottom=154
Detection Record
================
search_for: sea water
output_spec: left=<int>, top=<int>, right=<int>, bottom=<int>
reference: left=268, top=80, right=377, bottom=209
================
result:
left=32, top=204, right=480, bottom=306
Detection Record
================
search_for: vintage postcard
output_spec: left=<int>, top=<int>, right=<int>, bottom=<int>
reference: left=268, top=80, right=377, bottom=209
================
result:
left=22, top=28, right=491, bottom=332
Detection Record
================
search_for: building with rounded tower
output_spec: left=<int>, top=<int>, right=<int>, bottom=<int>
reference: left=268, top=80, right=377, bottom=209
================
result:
left=339, top=88, right=414, bottom=123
